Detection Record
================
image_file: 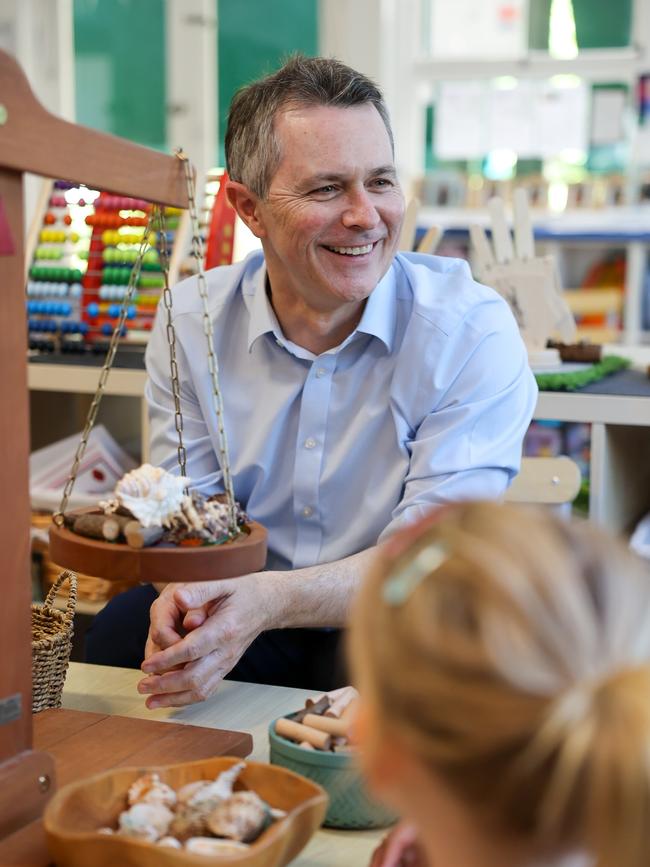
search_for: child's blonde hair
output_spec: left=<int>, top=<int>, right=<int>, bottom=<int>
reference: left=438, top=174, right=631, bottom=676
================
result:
left=349, top=502, right=650, bottom=867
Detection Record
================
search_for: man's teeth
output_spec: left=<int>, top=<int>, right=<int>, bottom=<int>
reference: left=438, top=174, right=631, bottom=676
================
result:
left=326, top=244, right=373, bottom=256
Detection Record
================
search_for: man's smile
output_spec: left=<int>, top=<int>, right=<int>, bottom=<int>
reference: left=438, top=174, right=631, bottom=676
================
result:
left=322, top=241, right=380, bottom=257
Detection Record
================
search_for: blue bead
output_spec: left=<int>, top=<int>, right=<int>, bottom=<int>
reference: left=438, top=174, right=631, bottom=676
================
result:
left=102, top=323, right=112, bottom=335
left=87, top=302, right=99, bottom=317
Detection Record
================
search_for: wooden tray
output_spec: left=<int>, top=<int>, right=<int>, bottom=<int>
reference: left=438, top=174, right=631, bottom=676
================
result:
left=49, top=510, right=268, bottom=583
left=0, top=708, right=253, bottom=866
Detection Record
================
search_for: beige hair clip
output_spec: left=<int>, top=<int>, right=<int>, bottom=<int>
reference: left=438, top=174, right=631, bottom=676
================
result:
left=383, top=542, right=448, bottom=606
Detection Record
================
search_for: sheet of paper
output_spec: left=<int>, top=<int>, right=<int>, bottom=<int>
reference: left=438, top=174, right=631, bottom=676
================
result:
left=533, top=80, right=589, bottom=157
left=430, top=0, right=528, bottom=60
left=436, top=81, right=488, bottom=160
left=591, top=88, right=627, bottom=145
left=487, top=82, right=536, bottom=154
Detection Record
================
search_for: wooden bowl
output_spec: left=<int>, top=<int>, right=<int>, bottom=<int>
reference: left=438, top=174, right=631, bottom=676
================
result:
left=49, top=509, right=268, bottom=583
left=44, top=756, right=328, bottom=867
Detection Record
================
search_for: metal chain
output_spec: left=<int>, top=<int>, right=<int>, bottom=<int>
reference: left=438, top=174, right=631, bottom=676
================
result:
left=53, top=214, right=155, bottom=526
left=156, top=204, right=188, bottom=483
left=176, top=149, right=239, bottom=537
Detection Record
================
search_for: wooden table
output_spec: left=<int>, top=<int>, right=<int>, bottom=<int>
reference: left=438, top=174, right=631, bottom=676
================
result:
left=56, top=662, right=385, bottom=867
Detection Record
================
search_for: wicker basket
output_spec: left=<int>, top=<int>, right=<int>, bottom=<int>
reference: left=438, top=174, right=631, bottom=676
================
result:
left=32, top=570, right=77, bottom=714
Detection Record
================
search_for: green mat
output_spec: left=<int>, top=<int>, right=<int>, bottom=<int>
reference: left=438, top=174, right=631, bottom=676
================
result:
left=534, top=355, right=630, bottom=391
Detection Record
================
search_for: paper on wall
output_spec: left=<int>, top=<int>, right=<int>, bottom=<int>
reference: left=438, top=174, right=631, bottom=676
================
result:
left=436, top=81, right=488, bottom=160
left=429, top=0, right=528, bottom=60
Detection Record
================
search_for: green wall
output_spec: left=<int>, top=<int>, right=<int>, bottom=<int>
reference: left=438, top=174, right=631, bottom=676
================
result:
left=74, top=0, right=167, bottom=151
left=73, top=0, right=318, bottom=164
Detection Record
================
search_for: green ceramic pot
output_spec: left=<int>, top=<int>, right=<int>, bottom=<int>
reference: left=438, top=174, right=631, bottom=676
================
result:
left=268, top=719, right=397, bottom=830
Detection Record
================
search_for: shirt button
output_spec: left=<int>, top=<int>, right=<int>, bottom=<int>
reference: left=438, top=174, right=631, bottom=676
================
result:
left=302, top=506, right=314, bottom=517
left=315, top=368, right=327, bottom=378
left=275, top=338, right=283, bottom=347
left=304, top=437, right=316, bottom=449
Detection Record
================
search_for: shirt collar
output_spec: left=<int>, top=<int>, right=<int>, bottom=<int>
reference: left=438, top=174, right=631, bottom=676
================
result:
left=244, top=258, right=397, bottom=355
left=245, top=261, right=283, bottom=352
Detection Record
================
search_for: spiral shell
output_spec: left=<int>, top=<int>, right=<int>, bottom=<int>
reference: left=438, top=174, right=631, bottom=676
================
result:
left=114, top=464, right=190, bottom=528
left=118, top=802, right=173, bottom=841
left=127, top=773, right=177, bottom=809
left=182, top=762, right=246, bottom=812
left=168, top=805, right=208, bottom=841
left=206, top=791, right=270, bottom=843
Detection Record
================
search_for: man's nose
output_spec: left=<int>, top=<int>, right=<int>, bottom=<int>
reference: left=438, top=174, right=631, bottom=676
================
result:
left=341, top=188, right=380, bottom=231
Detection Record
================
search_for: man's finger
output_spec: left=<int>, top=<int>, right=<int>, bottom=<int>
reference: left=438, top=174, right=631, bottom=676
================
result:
left=175, top=580, right=234, bottom=611
left=141, top=622, right=215, bottom=673
left=183, top=606, right=209, bottom=631
left=141, top=654, right=229, bottom=707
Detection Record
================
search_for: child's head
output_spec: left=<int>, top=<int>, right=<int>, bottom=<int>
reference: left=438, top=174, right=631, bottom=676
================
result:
left=349, top=502, right=650, bottom=867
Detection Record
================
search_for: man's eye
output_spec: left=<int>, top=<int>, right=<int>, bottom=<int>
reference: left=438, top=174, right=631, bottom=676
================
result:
left=371, top=178, right=393, bottom=188
left=312, top=185, right=336, bottom=194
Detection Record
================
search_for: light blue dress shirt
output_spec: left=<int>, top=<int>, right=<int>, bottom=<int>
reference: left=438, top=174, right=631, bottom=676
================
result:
left=145, top=250, right=537, bottom=572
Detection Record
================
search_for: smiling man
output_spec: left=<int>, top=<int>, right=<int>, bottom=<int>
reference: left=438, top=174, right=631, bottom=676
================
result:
left=85, top=56, right=537, bottom=705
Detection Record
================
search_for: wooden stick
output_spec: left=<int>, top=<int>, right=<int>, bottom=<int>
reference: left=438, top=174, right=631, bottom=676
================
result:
left=72, top=514, right=108, bottom=540
left=302, top=713, right=349, bottom=739
left=295, top=695, right=329, bottom=722
left=274, top=718, right=331, bottom=750
left=102, top=514, right=132, bottom=542
left=124, top=521, right=164, bottom=549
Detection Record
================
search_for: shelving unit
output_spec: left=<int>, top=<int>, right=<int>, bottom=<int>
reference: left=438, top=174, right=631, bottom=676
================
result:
left=417, top=205, right=650, bottom=344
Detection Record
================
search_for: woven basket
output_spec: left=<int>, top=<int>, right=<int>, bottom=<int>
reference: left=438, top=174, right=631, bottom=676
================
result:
left=32, top=570, right=77, bottom=714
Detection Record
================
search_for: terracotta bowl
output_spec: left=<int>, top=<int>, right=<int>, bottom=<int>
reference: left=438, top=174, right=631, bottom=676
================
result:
left=44, top=756, right=328, bottom=867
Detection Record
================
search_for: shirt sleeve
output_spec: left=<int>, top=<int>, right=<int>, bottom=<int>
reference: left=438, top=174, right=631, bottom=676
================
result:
left=378, top=296, right=537, bottom=542
left=144, top=308, right=223, bottom=495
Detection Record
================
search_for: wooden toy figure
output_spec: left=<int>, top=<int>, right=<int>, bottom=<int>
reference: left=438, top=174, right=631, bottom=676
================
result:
left=470, top=190, right=577, bottom=368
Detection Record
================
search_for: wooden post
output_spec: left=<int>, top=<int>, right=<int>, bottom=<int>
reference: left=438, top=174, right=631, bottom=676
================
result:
left=0, top=47, right=190, bottom=840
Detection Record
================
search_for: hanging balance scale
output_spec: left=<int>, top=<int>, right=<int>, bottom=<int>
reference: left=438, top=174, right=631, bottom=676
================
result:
left=48, top=154, right=267, bottom=583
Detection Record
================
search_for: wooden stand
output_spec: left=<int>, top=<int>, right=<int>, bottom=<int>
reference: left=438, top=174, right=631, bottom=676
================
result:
left=0, top=47, right=251, bottom=851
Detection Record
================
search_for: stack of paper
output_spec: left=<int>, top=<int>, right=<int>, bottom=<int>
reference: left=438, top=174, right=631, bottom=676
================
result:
left=30, top=425, right=137, bottom=512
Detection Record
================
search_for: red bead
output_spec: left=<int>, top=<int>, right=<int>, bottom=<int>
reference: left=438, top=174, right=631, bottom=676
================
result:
left=44, top=212, right=56, bottom=225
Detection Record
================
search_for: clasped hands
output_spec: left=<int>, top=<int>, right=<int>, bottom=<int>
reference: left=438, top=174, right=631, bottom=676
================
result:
left=137, top=572, right=272, bottom=708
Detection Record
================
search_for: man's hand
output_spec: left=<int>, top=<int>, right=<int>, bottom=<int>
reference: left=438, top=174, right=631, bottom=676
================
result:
left=137, top=574, right=273, bottom=708
left=369, top=822, right=428, bottom=867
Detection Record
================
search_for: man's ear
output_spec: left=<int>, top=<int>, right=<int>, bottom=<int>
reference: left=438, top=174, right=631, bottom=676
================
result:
left=226, top=180, right=267, bottom=239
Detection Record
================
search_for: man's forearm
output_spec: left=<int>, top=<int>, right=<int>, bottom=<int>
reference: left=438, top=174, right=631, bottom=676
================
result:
left=262, top=546, right=380, bottom=630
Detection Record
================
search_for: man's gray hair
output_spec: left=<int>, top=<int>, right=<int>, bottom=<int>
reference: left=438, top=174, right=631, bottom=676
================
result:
left=225, top=54, right=394, bottom=199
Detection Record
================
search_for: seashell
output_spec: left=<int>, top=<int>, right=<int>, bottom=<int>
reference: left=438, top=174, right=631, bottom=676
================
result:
left=118, top=802, right=173, bottom=841
left=115, top=464, right=190, bottom=528
left=127, top=772, right=177, bottom=808
left=168, top=805, right=208, bottom=841
left=206, top=791, right=271, bottom=843
left=157, top=836, right=183, bottom=849
left=185, top=762, right=246, bottom=812
left=185, top=837, right=250, bottom=855
left=176, top=780, right=209, bottom=806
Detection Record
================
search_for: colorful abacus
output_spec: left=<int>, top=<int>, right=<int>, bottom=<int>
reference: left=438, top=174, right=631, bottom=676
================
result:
left=26, top=181, right=185, bottom=354
left=26, top=180, right=94, bottom=352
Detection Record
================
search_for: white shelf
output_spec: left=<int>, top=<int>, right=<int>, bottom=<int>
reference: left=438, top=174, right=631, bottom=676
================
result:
left=413, top=46, right=644, bottom=84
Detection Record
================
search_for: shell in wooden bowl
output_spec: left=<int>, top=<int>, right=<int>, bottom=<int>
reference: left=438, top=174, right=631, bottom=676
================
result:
left=44, top=756, right=328, bottom=867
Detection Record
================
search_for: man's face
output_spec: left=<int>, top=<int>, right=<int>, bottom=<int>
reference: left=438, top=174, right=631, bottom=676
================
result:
left=255, top=103, right=405, bottom=312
